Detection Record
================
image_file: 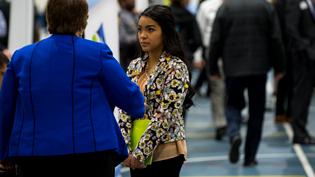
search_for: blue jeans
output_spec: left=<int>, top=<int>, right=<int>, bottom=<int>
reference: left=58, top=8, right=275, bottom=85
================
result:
left=225, top=105, right=242, bottom=140
left=225, top=75, right=266, bottom=162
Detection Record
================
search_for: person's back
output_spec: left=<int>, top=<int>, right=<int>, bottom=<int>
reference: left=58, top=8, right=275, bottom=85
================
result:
left=211, top=0, right=284, bottom=77
left=4, top=35, right=143, bottom=157
left=0, top=1, right=144, bottom=176
left=209, top=0, right=285, bottom=166
left=170, top=0, right=202, bottom=67
left=197, top=0, right=222, bottom=48
left=284, top=0, right=315, bottom=145
left=195, top=0, right=227, bottom=141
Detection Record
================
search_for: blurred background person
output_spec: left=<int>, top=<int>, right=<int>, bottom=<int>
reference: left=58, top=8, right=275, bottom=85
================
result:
left=170, top=0, right=202, bottom=70
left=272, top=0, right=293, bottom=124
left=285, top=0, right=315, bottom=145
left=170, top=0, right=201, bottom=121
left=209, top=0, right=285, bottom=166
left=196, top=0, right=226, bottom=141
left=118, top=0, right=139, bottom=71
left=0, top=0, right=9, bottom=49
left=0, top=0, right=144, bottom=177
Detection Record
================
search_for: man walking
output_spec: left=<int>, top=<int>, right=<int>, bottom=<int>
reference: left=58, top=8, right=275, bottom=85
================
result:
left=209, top=0, right=285, bottom=166
left=285, top=0, right=315, bottom=145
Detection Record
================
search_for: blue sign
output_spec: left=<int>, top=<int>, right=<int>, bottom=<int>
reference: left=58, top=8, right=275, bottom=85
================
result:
left=97, top=23, right=106, bottom=43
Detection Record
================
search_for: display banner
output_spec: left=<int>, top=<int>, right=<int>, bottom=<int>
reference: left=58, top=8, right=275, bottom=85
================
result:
left=86, top=0, right=120, bottom=61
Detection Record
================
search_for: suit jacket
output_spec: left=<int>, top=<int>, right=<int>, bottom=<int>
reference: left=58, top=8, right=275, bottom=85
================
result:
left=0, top=34, right=144, bottom=164
left=170, top=4, right=202, bottom=66
left=285, top=0, right=315, bottom=60
left=118, top=52, right=189, bottom=163
left=209, top=0, right=285, bottom=77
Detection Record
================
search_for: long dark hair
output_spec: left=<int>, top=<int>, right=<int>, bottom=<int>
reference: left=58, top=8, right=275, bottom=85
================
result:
left=138, top=5, right=194, bottom=109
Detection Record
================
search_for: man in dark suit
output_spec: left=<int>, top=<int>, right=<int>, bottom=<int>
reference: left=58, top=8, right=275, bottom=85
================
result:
left=285, top=0, right=315, bottom=145
left=209, top=0, right=285, bottom=166
left=273, top=0, right=294, bottom=124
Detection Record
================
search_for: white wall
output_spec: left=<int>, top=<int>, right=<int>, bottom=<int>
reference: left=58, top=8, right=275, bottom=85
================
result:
left=8, top=0, right=33, bottom=52
left=136, top=0, right=149, bottom=12
left=34, top=0, right=48, bottom=13
left=9, top=0, right=120, bottom=61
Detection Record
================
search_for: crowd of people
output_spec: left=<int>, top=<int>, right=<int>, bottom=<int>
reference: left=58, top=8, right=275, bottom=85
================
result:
left=0, top=0, right=314, bottom=176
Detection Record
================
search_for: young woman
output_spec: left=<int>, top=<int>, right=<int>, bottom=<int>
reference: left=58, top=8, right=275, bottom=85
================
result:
left=119, top=5, right=194, bottom=177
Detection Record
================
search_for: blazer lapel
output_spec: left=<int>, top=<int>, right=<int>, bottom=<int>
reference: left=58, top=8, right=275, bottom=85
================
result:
left=144, top=52, right=170, bottom=94
left=127, top=57, right=146, bottom=83
left=129, top=52, right=172, bottom=97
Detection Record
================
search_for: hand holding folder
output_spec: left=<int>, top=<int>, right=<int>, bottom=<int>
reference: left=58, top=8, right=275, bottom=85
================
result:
left=130, top=119, right=153, bottom=166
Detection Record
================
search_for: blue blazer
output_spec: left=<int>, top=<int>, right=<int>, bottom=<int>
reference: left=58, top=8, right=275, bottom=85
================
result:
left=0, top=34, right=144, bottom=163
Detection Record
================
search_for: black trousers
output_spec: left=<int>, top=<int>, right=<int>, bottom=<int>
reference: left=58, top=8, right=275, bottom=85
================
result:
left=14, top=151, right=115, bottom=177
left=225, top=75, right=266, bottom=162
left=275, top=68, right=293, bottom=116
left=130, top=155, right=184, bottom=177
left=194, top=67, right=210, bottom=94
left=290, top=54, right=315, bottom=138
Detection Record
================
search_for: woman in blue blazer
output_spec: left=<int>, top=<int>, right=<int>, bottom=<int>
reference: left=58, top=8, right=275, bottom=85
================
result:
left=0, top=0, right=144, bottom=176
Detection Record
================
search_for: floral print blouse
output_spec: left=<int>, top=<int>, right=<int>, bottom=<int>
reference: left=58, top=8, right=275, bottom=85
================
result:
left=118, top=52, right=190, bottom=163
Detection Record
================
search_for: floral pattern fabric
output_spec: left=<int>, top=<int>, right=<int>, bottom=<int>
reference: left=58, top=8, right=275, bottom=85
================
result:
left=118, top=52, right=189, bottom=163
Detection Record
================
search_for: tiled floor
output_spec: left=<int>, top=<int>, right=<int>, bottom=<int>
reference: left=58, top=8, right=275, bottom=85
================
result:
left=121, top=79, right=315, bottom=177
left=179, top=95, right=315, bottom=177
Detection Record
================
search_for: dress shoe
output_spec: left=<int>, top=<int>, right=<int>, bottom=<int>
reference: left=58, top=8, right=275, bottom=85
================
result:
left=293, top=136, right=315, bottom=145
left=215, top=126, right=227, bottom=141
left=274, top=114, right=293, bottom=123
left=229, top=136, right=242, bottom=164
left=243, top=160, right=258, bottom=167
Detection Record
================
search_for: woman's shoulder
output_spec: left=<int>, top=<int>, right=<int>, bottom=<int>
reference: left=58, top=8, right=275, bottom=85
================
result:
left=14, top=42, right=37, bottom=54
left=77, top=37, right=109, bottom=50
left=129, top=57, right=142, bottom=66
left=126, top=57, right=143, bottom=76
left=167, top=55, right=188, bottom=72
left=10, top=43, right=37, bottom=65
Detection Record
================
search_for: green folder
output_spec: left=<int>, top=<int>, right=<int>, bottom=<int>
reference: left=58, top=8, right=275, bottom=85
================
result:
left=130, top=119, right=153, bottom=165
